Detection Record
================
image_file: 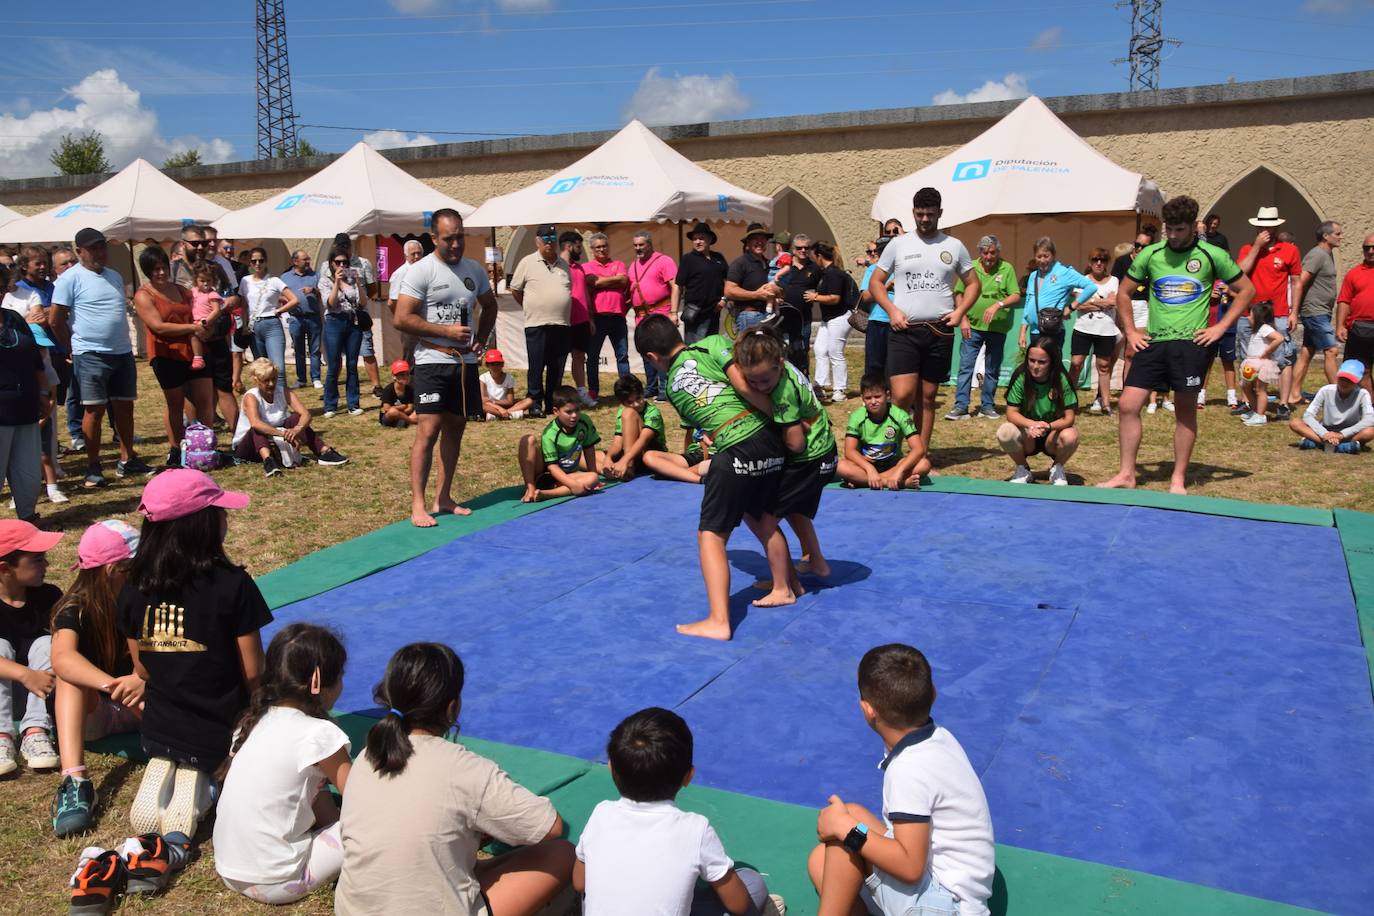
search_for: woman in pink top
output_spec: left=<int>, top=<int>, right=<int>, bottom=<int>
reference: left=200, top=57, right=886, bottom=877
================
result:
left=583, top=232, right=629, bottom=401
left=627, top=231, right=677, bottom=400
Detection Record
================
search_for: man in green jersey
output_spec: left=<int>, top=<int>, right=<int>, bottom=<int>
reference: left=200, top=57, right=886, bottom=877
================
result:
left=1101, top=196, right=1255, bottom=494
left=950, top=235, right=1022, bottom=420
left=635, top=315, right=794, bottom=641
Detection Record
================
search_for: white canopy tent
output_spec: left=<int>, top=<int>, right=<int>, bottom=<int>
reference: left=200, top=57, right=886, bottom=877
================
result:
left=212, top=141, right=475, bottom=239
left=0, top=203, right=23, bottom=229
left=0, top=158, right=228, bottom=245
left=871, top=95, right=1163, bottom=268
left=465, top=120, right=773, bottom=229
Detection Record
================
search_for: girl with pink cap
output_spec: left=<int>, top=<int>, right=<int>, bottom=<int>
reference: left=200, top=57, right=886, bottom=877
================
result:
left=49, top=518, right=143, bottom=838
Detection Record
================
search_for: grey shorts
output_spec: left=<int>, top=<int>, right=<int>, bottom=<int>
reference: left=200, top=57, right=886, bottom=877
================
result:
left=73, top=351, right=137, bottom=404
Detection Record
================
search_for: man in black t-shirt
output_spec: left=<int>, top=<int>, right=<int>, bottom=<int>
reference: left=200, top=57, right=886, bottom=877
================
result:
left=777, top=233, right=820, bottom=373
left=725, top=224, right=782, bottom=333
left=672, top=222, right=728, bottom=342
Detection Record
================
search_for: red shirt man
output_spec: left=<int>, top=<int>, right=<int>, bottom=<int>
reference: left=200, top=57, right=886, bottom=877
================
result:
left=1238, top=234, right=1301, bottom=318
left=1338, top=262, right=1374, bottom=327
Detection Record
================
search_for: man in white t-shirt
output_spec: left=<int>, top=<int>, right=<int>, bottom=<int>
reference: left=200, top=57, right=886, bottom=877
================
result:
left=869, top=187, right=979, bottom=467
left=387, top=239, right=425, bottom=365
left=394, top=209, right=498, bottom=528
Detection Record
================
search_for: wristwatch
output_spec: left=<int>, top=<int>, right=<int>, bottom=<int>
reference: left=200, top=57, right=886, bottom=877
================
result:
left=842, top=822, right=869, bottom=854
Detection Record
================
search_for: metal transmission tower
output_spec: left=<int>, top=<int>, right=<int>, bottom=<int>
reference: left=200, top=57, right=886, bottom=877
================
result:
left=255, top=0, right=299, bottom=159
left=1121, top=0, right=1178, bottom=91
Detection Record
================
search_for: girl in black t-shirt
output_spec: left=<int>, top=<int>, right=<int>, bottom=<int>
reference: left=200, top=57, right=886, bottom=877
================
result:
left=118, top=469, right=272, bottom=838
left=50, top=519, right=143, bottom=837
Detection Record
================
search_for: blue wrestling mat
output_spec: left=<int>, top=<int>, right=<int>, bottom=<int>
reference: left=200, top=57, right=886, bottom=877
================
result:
left=267, top=480, right=1374, bottom=915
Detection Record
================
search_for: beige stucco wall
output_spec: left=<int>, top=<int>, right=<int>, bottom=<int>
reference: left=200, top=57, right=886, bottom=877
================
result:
left=5, top=90, right=1372, bottom=276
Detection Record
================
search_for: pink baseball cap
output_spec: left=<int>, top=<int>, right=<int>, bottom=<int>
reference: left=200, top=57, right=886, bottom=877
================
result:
left=138, top=469, right=250, bottom=522
left=76, top=519, right=141, bottom=570
left=0, top=519, right=63, bottom=556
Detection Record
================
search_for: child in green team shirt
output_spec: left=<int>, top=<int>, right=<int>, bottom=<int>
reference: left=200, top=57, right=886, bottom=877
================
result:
left=602, top=375, right=710, bottom=485
left=996, top=337, right=1079, bottom=486
left=838, top=373, right=926, bottom=489
left=634, top=316, right=795, bottom=641
left=518, top=386, right=604, bottom=502
left=733, top=329, right=837, bottom=585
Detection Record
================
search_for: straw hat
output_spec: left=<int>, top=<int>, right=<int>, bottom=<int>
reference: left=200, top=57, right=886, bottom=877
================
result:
left=1248, top=207, right=1285, bottom=227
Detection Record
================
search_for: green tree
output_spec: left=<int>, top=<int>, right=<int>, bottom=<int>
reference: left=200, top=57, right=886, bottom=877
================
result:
left=276, top=138, right=323, bottom=158
left=163, top=148, right=202, bottom=169
left=49, top=131, right=111, bottom=176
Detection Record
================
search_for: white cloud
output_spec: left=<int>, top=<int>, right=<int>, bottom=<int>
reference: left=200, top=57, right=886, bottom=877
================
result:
left=0, top=69, right=235, bottom=179
left=1029, top=27, right=1062, bottom=51
left=1301, top=0, right=1373, bottom=12
left=623, top=68, right=750, bottom=126
left=363, top=129, right=439, bottom=149
left=932, top=74, right=1030, bottom=106
left=387, top=0, right=445, bottom=12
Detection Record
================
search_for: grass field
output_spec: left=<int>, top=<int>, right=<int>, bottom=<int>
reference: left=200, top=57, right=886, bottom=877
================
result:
left=3, top=355, right=1369, bottom=914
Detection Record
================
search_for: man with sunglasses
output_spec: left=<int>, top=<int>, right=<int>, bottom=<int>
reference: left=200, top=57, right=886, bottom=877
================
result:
left=509, top=223, right=573, bottom=417
left=48, top=228, right=154, bottom=488
left=776, top=233, right=820, bottom=375
left=172, top=225, right=241, bottom=429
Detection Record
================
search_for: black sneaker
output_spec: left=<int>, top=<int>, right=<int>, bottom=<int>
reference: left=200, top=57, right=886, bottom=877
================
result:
left=68, top=847, right=127, bottom=915
left=316, top=448, right=349, bottom=467
left=527, top=406, right=546, bottom=420
left=53, top=774, right=96, bottom=838
left=1276, top=404, right=1292, bottom=421
left=263, top=455, right=283, bottom=478
left=164, top=448, right=181, bottom=470
left=372, top=385, right=386, bottom=400
left=115, top=457, right=155, bottom=478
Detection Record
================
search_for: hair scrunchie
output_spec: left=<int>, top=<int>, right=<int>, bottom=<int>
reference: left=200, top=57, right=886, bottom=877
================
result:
left=389, top=707, right=405, bottom=720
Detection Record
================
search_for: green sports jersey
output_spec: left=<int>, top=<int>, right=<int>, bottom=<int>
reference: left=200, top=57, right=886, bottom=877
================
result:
left=959, top=259, right=1020, bottom=333
left=540, top=414, right=601, bottom=471
left=666, top=334, right=766, bottom=452
left=1127, top=239, right=1240, bottom=342
left=773, top=363, right=836, bottom=463
left=614, top=402, right=667, bottom=452
left=1005, top=369, right=1078, bottom=422
left=845, top=403, right=917, bottom=463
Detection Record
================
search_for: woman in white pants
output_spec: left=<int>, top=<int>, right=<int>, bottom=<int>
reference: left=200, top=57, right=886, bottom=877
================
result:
left=807, top=241, right=853, bottom=402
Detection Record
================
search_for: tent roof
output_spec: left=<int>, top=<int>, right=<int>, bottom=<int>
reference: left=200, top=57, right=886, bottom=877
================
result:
left=465, top=120, right=772, bottom=229
left=0, top=203, right=22, bottom=228
left=212, top=142, right=475, bottom=240
left=0, top=159, right=228, bottom=244
left=871, top=96, right=1163, bottom=227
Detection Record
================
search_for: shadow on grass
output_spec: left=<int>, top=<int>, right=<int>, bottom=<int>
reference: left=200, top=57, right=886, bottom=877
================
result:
left=1137, top=460, right=1252, bottom=488
left=932, top=444, right=1002, bottom=469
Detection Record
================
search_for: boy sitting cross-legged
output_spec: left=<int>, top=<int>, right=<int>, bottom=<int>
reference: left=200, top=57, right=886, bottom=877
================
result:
left=518, top=385, right=604, bottom=502
left=809, top=644, right=994, bottom=916
left=837, top=373, right=927, bottom=490
left=574, top=707, right=784, bottom=915
left=599, top=374, right=667, bottom=481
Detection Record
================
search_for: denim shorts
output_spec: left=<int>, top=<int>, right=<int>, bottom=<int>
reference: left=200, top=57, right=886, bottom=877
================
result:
left=360, top=329, right=375, bottom=359
left=73, top=351, right=137, bottom=403
left=1302, top=314, right=1338, bottom=351
left=860, top=868, right=961, bottom=916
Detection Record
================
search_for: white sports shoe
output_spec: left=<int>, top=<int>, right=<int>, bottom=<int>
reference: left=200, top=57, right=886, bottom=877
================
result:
left=313, top=380, right=323, bottom=389
left=510, top=409, right=525, bottom=419
left=20, top=730, right=59, bottom=769
left=1049, top=463, right=1069, bottom=486
left=1243, top=413, right=1268, bottom=426
left=1088, top=399, right=1103, bottom=414
left=323, top=410, right=337, bottom=419
left=1146, top=402, right=1158, bottom=415
left=348, top=407, right=365, bottom=416
left=1163, top=399, right=1175, bottom=412
left=1009, top=464, right=1033, bottom=484
left=578, top=387, right=597, bottom=408
left=0, top=734, right=16, bottom=776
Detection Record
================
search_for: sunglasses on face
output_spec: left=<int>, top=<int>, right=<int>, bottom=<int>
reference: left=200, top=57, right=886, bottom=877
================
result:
left=332, top=259, right=348, bottom=265
left=1364, top=245, right=1374, bottom=252
left=250, top=258, right=266, bottom=264
left=866, top=249, right=878, bottom=255
left=1091, top=257, right=1108, bottom=262
left=793, top=245, right=810, bottom=251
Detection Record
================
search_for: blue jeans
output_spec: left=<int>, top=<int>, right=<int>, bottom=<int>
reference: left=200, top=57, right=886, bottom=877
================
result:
left=253, top=316, right=287, bottom=385
left=688, top=866, right=769, bottom=915
left=865, top=319, right=890, bottom=379
left=0, top=635, right=53, bottom=733
left=954, top=328, right=1006, bottom=411
left=288, top=312, right=322, bottom=383
left=734, top=308, right=767, bottom=332
left=323, top=314, right=362, bottom=411
left=589, top=313, right=629, bottom=397
left=645, top=360, right=667, bottom=399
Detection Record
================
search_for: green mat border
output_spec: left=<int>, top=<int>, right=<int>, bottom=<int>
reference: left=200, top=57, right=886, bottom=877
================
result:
left=229, top=479, right=1367, bottom=915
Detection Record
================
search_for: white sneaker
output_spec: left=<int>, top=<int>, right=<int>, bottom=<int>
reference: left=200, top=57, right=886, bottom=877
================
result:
left=348, top=407, right=365, bottom=416
left=1088, top=399, right=1103, bottom=415
left=510, top=409, right=524, bottom=420
left=160, top=764, right=212, bottom=837
left=761, top=893, right=787, bottom=915
left=130, top=757, right=176, bottom=834
left=19, top=730, right=59, bottom=769
left=1243, top=413, right=1268, bottom=426
left=47, top=488, right=70, bottom=504
left=0, top=734, right=16, bottom=776
left=313, top=380, right=323, bottom=389
left=1146, top=402, right=1158, bottom=415
left=1049, top=463, right=1069, bottom=486
left=831, top=390, right=847, bottom=403
left=578, top=388, right=597, bottom=408
left=1163, top=399, right=1175, bottom=412
left=1009, top=464, right=1033, bottom=484
left=323, top=410, right=337, bottom=418
left=485, top=413, right=497, bottom=421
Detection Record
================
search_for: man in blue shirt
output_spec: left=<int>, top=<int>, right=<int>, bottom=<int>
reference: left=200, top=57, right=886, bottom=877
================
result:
left=49, top=228, right=153, bottom=488
left=280, top=249, right=323, bottom=389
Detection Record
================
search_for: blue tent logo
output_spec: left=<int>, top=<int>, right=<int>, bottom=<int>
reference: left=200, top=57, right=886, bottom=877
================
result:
left=547, top=177, right=581, bottom=195
left=275, top=194, right=304, bottom=211
left=56, top=204, right=82, bottom=218
left=952, top=159, right=991, bottom=182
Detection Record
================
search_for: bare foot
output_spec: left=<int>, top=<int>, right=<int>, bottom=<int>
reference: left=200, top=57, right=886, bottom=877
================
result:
left=902, top=477, right=921, bottom=490
left=520, top=484, right=539, bottom=503
left=1169, top=480, right=1187, bottom=495
left=676, top=618, right=733, bottom=641
left=1097, top=472, right=1137, bottom=489
left=432, top=498, right=472, bottom=516
left=411, top=506, right=438, bottom=528
left=805, top=558, right=832, bottom=578
left=752, top=588, right=796, bottom=608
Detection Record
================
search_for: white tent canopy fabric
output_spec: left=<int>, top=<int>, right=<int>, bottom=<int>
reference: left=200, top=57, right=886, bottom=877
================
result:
left=465, top=120, right=772, bottom=228
left=871, top=96, right=1164, bottom=227
left=212, top=142, right=475, bottom=239
left=0, top=203, right=23, bottom=229
left=0, top=159, right=228, bottom=244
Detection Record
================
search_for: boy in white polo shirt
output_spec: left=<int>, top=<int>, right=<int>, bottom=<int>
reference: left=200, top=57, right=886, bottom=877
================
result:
left=809, top=644, right=994, bottom=916
left=574, top=707, right=783, bottom=915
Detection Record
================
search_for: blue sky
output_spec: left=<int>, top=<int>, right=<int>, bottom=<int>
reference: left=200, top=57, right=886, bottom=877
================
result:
left=1, top=0, right=1371, bottom=179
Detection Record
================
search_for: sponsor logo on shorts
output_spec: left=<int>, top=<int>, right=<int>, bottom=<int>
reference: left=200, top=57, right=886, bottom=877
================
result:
left=820, top=457, right=838, bottom=475
left=731, top=456, right=784, bottom=476
left=418, top=392, right=441, bottom=404
left=1185, top=375, right=1201, bottom=387
left=1151, top=275, right=1204, bottom=306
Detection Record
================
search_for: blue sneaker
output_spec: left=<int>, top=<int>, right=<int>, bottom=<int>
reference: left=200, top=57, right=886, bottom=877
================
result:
left=1298, top=438, right=1319, bottom=450
left=1336, top=441, right=1362, bottom=454
left=53, top=774, right=97, bottom=837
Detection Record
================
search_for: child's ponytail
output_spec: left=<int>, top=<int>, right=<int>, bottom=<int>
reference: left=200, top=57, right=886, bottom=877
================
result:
left=365, top=642, right=464, bottom=777
left=231, top=623, right=346, bottom=757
